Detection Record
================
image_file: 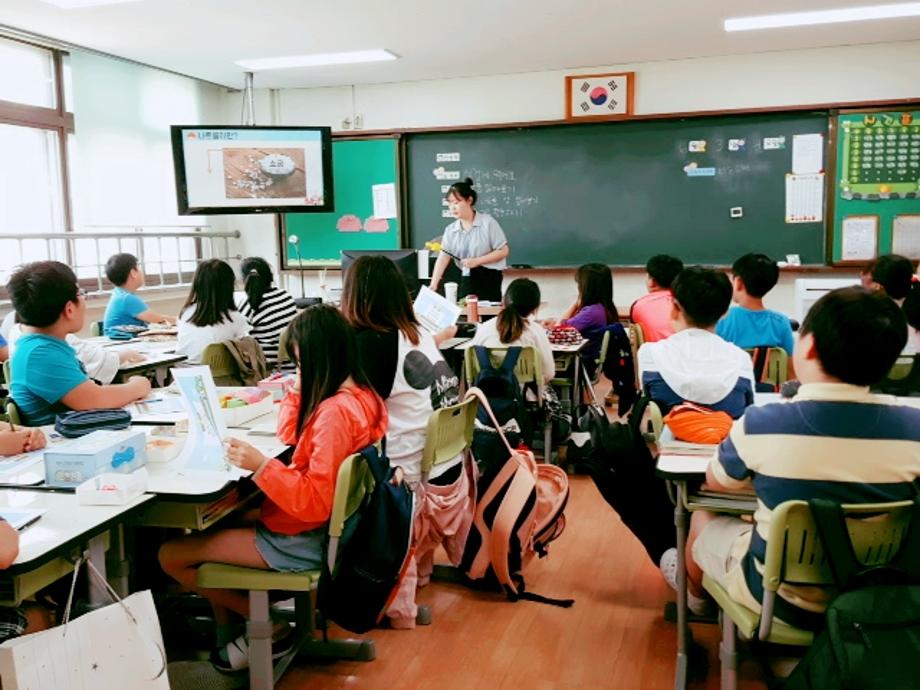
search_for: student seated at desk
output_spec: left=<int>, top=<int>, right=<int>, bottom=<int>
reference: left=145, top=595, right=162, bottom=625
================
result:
left=176, top=259, right=250, bottom=364
left=680, top=287, right=920, bottom=625
left=551, top=263, right=618, bottom=378
left=102, top=253, right=175, bottom=337
left=629, top=254, right=683, bottom=343
left=237, top=257, right=297, bottom=368
left=716, top=253, right=794, bottom=355
left=7, top=262, right=151, bottom=426
left=342, top=256, right=467, bottom=629
left=471, top=278, right=555, bottom=385
left=7, top=316, right=142, bottom=385
left=638, top=267, right=754, bottom=418
left=159, top=305, right=387, bottom=672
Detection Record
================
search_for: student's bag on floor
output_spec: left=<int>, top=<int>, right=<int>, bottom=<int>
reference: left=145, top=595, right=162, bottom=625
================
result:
left=318, top=442, right=414, bottom=634
left=782, top=498, right=920, bottom=690
left=462, top=387, right=573, bottom=607
left=0, top=556, right=169, bottom=690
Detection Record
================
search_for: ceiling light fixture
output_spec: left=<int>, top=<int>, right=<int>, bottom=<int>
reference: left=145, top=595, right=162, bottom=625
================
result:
left=725, top=2, right=920, bottom=31
left=235, top=49, right=398, bottom=71
left=39, top=0, right=144, bottom=8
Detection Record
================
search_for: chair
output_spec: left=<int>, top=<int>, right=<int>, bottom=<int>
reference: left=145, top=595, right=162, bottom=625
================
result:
left=746, top=347, right=789, bottom=391
left=463, top=346, right=553, bottom=461
left=196, top=452, right=377, bottom=690
left=6, top=400, right=21, bottom=426
left=200, top=343, right=243, bottom=386
left=2, top=360, right=10, bottom=386
left=90, top=321, right=103, bottom=337
left=704, top=499, right=915, bottom=690
left=875, top=354, right=920, bottom=396
left=421, top=396, right=478, bottom=482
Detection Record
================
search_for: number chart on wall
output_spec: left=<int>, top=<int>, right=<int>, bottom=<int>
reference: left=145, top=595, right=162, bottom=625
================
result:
left=833, top=111, right=920, bottom=263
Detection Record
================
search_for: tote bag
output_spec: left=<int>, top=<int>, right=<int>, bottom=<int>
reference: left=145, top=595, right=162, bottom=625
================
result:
left=0, top=557, right=168, bottom=690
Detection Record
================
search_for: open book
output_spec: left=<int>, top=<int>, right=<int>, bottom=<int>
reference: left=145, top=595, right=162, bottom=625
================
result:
left=413, top=286, right=461, bottom=333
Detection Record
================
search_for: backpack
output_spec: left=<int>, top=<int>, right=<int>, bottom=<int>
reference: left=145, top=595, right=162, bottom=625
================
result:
left=462, top=387, right=573, bottom=608
left=470, top=346, right=527, bottom=476
left=783, top=498, right=920, bottom=690
left=317, top=442, right=415, bottom=634
left=578, top=390, right=677, bottom=567
left=600, top=323, right=637, bottom=416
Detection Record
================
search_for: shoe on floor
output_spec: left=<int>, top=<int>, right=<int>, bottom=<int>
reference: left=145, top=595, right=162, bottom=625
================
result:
left=659, top=548, right=712, bottom=617
left=210, top=623, right=294, bottom=673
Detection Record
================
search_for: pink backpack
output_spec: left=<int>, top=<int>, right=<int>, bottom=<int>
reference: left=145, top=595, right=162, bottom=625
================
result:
left=461, top=387, right=573, bottom=607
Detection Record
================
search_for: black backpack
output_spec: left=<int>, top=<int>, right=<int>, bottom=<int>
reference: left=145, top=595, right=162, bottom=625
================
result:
left=317, top=443, right=414, bottom=634
left=577, top=392, right=677, bottom=567
left=783, top=498, right=920, bottom=690
left=599, top=323, right=637, bottom=416
left=470, top=346, right=526, bottom=475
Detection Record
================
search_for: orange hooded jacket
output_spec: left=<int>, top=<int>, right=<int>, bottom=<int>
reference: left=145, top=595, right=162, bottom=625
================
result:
left=255, top=384, right=388, bottom=535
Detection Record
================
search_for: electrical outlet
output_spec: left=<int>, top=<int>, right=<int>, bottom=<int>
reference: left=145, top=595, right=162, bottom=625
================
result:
left=354, top=114, right=364, bottom=130
left=730, top=207, right=743, bottom=218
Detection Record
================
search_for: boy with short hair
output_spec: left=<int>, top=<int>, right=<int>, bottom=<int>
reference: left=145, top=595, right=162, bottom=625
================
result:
left=683, top=287, right=920, bottom=625
left=638, top=267, right=755, bottom=418
left=9, top=261, right=151, bottom=426
left=629, top=254, right=684, bottom=342
left=716, top=253, right=794, bottom=354
left=103, top=253, right=175, bottom=337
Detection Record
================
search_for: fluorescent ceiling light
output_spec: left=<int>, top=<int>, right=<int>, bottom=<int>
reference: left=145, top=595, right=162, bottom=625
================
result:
left=235, top=49, right=398, bottom=71
left=725, top=2, right=920, bottom=31
left=40, top=0, right=143, bottom=7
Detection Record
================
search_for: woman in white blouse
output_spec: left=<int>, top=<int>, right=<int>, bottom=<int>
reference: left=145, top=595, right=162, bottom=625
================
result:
left=177, top=259, right=250, bottom=363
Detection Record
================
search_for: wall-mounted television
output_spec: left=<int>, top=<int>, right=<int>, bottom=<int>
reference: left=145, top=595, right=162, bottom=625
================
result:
left=170, top=125, right=333, bottom=215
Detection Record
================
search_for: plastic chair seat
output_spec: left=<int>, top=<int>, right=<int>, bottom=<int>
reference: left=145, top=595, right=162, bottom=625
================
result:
left=197, top=563, right=318, bottom=592
left=702, top=575, right=814, bottom=647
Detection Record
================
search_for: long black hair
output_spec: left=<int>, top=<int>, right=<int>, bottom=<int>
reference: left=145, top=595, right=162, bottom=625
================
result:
left=285, top=304, right=372, bottom=432
left=341, top=255, right=420, bottom=345
left=575, top=263, right=617, bottom=323
left=240, top=256, right=273, bottom=312
left=497, top=278, right=541, bottom=343
left=181, top=259, right=237, bottom=327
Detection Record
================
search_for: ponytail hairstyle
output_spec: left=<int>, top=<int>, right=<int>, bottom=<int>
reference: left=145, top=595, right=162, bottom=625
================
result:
left=574, top=262, right=618, bottom=324
left=240, top=256, right=273, bottom=312
left=284, top=304, right=372, bottom=433
left=497, top=278, right=541, bottom=344
left=445, top=177, right=477, bottom=206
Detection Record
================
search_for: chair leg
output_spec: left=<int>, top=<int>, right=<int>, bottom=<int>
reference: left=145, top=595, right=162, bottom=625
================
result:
left=248, top=590, right=274, bottom=690
left=294, top=589, right=376, bottom=662
left=720, top=612, right=739, bottom=690
left=543, top=421, right=553, bottom=464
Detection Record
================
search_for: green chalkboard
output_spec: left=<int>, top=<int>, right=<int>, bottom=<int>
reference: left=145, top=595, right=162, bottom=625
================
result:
left=406, top=113, right=829, bottom=266
left=281, top=136, right=401, bottom=267
left=832, top=111, right=920, bottom=263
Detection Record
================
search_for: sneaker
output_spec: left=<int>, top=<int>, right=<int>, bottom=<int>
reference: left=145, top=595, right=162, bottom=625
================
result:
left=210, top=623, right=294, bottom=673
left=659, top=548, right=712, bottom=617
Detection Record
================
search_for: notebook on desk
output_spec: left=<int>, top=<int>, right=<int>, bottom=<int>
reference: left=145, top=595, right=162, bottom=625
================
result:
left=0, top=508, right=46, bottom=531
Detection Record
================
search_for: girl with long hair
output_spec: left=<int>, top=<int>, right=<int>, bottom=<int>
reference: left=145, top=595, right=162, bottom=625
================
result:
left=176, top=259, right=249, bottom=363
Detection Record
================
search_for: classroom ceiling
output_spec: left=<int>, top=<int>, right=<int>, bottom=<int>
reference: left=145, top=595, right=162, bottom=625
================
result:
left=2, top=0, right=920, bottom=90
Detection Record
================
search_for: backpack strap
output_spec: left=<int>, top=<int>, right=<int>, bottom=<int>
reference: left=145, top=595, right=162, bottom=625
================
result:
left=489, top=457, right=537, bottom=594
left=501, top=346, right=522, bottom=373
left=474, top=346, right=493, bottom=373
left=889, top=496, right=920, bottom=578
left=809, top=498, right=862, bottom=588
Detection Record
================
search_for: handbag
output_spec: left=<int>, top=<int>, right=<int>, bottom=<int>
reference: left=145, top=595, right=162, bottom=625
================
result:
left=54, top=409, right=132, bottom=438
left=0, top=556, right=168, bottom=689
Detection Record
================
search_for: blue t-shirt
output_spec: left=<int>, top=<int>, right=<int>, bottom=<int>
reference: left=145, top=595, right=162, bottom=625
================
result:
left=716, top=306, right=795, bottom=354
left=11, top=334, right=88, bottom=426
left=103, top=287, right=148, bottom=336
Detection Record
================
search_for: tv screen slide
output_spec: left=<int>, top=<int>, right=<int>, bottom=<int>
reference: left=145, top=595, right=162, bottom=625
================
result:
left=171, top=126, right=333, bottom=215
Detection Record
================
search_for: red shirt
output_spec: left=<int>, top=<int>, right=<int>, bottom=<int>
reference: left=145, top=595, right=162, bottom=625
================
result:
left=256, top=385, right=388, bottom=535
left=629, top=290, right=675, bottom=343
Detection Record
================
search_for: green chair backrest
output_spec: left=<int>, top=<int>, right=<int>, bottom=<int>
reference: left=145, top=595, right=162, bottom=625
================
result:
left=6, top=400, right=21, bottom=427
left=420, top=396, right=478, bottom=480
left=463, top=345, right=542, bottom=390
left=746, top=347, right=790, bottom=388
left=644, top=399, right=664, bottom=443
left=325, top=450, right=377, bottom=569
left=762, top=499, right=914, bottom=591
left=886, top=355, right=915, bottom=382
left=2, top=360, right=10, bottom=386
left=277, top=325, right=291, bottom=366
left=90, top=321, right=103, bottom=338
left=596, top=329, right=611, bottom=372
left=201, top=343, right=243, bottom=386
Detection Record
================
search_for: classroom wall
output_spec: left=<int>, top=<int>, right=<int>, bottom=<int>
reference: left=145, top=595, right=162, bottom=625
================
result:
left=226, top=40, right=915, bottom=316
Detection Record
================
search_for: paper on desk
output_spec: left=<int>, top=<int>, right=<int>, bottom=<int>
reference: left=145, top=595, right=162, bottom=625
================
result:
left=414, top=286, right=461, bottom=333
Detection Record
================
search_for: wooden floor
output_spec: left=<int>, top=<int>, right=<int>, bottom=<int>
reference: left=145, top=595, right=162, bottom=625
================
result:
left=278, top=475, right=769, bottom=690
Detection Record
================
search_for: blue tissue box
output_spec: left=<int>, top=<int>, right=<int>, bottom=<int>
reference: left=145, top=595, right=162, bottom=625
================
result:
left=45, top=429, right=147, bottom=488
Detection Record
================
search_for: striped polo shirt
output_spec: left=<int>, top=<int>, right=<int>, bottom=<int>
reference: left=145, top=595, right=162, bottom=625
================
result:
left=710, top=383, right=920, bottom=624
left=238, top=286, right=297, bottom=366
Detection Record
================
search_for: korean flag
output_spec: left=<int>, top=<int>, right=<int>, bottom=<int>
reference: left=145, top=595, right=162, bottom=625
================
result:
left=570, top=74, right=630, bottom=118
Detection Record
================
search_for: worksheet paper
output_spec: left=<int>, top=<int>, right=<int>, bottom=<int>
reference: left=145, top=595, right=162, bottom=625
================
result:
left=792, top=133, right=824, bottom=174
left=892, top=215, right=920, bottom=260
left=841, top=216, right=878, bottom=261
left=785, top=173, right=825, bottom=224
left=372, top=183, right=398, bottom=220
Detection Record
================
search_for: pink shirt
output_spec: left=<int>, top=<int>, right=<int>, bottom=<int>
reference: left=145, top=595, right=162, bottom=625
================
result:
left=629, top=291, right=675, bottom=343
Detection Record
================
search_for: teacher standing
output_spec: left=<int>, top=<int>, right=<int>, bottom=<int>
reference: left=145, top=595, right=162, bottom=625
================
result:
left=429, top=177, right=510, bottom=303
